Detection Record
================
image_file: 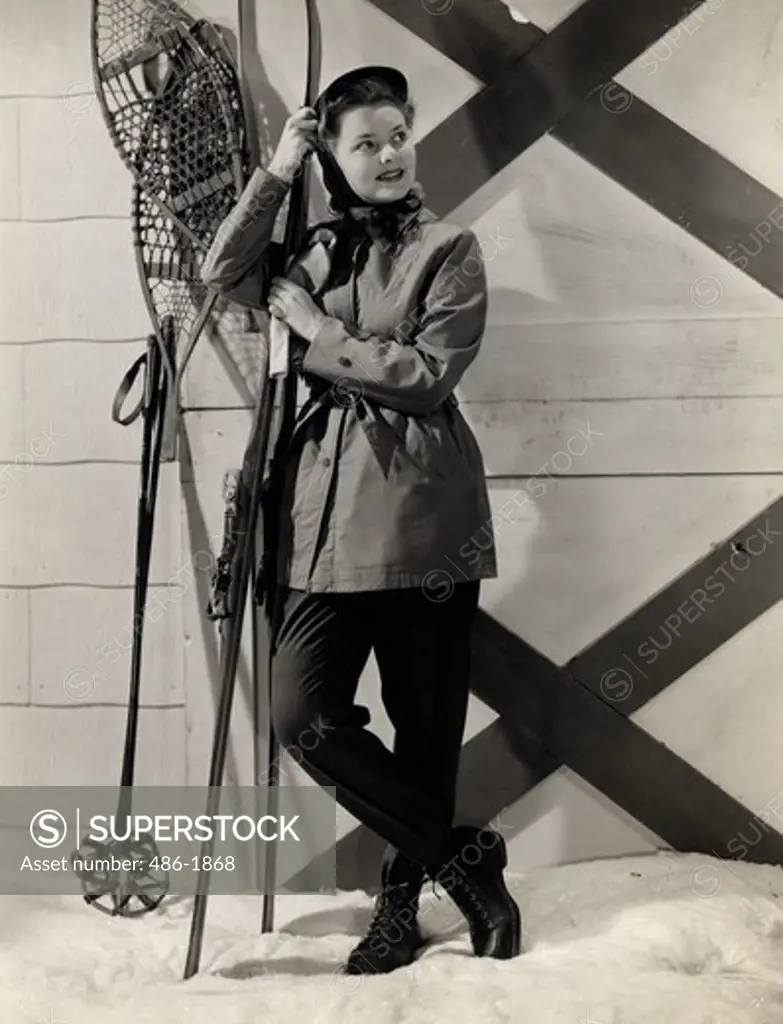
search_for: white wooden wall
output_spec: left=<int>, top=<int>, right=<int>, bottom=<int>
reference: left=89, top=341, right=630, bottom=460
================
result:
left=0, top=0, right=187, bottom=787
left=468, top=0, right=783, bottom=857
left=3, top=0, right=782, bottom=877
left=611, top=0, right=783, bottom=825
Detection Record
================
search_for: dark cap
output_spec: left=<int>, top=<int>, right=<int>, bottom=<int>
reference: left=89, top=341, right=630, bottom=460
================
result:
left=313, top=65, right=409, bottom=118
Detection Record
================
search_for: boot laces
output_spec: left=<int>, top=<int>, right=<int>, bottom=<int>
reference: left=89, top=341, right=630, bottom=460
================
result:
left=364, top=882, right=416, bottom=940
left=456, top=873, right=490, bottom=920
left=431, top=868, right=492, bottom=924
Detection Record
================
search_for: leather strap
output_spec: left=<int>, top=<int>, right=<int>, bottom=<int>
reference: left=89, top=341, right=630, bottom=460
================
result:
left=111, top=351, right=148, bottom=426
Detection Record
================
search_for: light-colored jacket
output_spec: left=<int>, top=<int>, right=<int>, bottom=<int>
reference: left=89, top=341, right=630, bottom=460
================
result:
left=201, top=167, right=497, bottom=593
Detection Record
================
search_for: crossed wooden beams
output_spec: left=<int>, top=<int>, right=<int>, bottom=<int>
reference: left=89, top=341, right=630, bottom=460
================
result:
left=288, top=0, right=783, bottom=892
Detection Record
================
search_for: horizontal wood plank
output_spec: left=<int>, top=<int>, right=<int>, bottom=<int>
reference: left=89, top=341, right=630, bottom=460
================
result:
left=18, top=324, right=783, bottom=438
left=0, top=591, right=28, bottom=704
left=0, top=463, right=182, bottom=586
left=30, top=586, right=185, bottom=707
left=0, top=221, right=148, bottom=341
left=0, top=101, right=19, bottom=218
left=467, top=318, right=783, bottom=402
left=20, top=340, right=149, bottom=462
left=180, top=408, right=256, bottom=482
left=0, top=705, right=186, bottom=786
left=467, top=396, right=783, bottom=475
left=481, top=475, right=783, bottom=664
left=0, top=0, right=93, bottom=97
left=19, top=97, right=132, bottom=220
left=0, top=346, right=24, bottom=457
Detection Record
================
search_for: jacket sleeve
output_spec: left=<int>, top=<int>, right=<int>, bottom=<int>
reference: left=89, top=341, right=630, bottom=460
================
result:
left=199, top=167, right=292, bottom=310
left=299, top=229, right=487, bottom=416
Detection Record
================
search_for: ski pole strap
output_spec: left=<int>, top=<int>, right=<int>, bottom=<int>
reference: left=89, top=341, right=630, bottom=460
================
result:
left=112, top=350, right=149, bottom=426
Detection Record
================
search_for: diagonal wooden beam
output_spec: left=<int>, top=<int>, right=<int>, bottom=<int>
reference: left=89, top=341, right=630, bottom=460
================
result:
left=371, top=0, right=783, bottom=300
left=568, top=497, right=783, bottom=710
left=553, top=95, right=783, bottom=300
left=463, top=497, right=783, bottom=862
left=458, top=498, right=783, bottom=865
left=407, top=0, right=706, bottom=215
left=365, top=0, right=541, bottom=82
left=471, top=614, right=783, bottom=865
left=461, top=502, right=783, bottom=863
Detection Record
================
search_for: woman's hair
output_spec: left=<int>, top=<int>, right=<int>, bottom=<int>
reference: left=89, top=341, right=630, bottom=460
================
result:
left=318, top=75, right=416, bottom=142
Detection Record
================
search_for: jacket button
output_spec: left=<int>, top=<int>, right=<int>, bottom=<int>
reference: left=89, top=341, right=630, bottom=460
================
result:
left=338, top=356, right=352, bottom=367
left=322, top=457, right=331, bottom=467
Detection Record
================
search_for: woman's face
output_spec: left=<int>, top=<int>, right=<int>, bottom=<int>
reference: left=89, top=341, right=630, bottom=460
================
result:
left=329, top=102, right=416, bottom=204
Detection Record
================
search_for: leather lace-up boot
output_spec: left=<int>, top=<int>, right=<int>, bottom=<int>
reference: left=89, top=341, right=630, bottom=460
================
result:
left=342, top=850, right=428, bottom=975
left=429, top=824, right=522, bottom=959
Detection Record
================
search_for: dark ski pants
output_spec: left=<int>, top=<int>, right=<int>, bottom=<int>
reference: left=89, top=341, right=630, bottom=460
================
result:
left=269, top=581, right=481, bottom=876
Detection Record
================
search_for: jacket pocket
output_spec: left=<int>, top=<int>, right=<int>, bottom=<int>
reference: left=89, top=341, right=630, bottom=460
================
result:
left=398, top=409, right=469, bottom=483
left=362, top=406, right=446, bottom=481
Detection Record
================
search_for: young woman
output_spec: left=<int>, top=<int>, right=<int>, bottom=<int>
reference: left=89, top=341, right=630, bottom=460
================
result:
left=202, top=65, right=521, bottom=975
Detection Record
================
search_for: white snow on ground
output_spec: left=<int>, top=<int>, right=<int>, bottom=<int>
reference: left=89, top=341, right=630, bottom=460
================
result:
left=3, top=850, right=783, bottom=1023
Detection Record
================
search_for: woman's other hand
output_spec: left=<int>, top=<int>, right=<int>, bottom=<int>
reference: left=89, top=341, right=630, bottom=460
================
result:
left=267, top=278, right=327, bottom=342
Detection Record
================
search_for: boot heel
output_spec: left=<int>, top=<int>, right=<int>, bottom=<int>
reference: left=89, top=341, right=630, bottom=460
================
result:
left=438, top=826, right=524, bottom=960
left=485, top=897, right=522, bottom=959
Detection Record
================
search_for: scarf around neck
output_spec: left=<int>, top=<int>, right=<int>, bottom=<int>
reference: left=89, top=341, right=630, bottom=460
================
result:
left=343, top=182, right=425, bottom=247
